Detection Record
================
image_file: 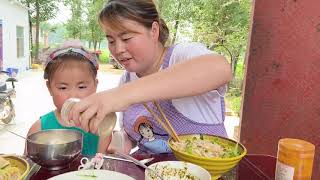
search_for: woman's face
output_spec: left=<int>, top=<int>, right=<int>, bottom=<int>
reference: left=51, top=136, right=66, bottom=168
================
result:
left=101, top=19, right=160, bottom=76
left=47, top=61, right=98, bottom=112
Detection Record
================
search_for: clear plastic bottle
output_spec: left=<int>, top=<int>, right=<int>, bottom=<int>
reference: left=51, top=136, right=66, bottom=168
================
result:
left=61, top=98, right=116, bottom=137
left=275, top=138, right=315, bottom=180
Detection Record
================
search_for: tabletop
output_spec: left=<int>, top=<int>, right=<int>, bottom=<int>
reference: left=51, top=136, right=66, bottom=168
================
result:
left=29, top=153, right=276, bottom=180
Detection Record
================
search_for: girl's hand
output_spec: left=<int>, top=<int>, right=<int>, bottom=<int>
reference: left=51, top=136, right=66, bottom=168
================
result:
left=68, top=88, right=130, bottom=133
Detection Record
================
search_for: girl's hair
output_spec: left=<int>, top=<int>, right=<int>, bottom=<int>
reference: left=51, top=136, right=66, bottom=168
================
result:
left=44, top=47, right=98, bottom=82
left=138, top=123, right=153, bottom=133
left=99, top=0, right=169, bottom=45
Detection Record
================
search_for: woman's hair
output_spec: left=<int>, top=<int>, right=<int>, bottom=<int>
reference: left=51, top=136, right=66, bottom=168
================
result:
left=44, top=47, right=98, bottom=82
left=99, top=0, right=169, bottom=45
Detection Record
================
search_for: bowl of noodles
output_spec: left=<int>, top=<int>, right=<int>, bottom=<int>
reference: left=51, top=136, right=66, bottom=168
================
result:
left=145, top=161, right=211, bottom=180
left=168, top=134, right=247, bottom=180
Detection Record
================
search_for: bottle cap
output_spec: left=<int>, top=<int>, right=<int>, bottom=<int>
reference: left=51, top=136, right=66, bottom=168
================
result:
left=61, top=98, right=80, bottom=127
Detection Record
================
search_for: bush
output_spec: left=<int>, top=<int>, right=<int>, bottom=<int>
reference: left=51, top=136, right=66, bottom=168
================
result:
left=226, top=94, right=242, bottom=117
left=99, top=49, right=110, bottom=64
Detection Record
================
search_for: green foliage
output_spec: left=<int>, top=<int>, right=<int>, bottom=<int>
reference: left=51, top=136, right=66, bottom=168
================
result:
left=62, top=0, right=105, bottom=49
left=47, top=24, right=68, bottom=46
left=63, top=0, right=85, bottom=39
left=21, top=0, right=59, bottom=22
left=226, top=94, right=242, bottom=117
left=21, top=0, right=61, bottom=62
left=158, top=0, right=251, bottom=80
left=30, top=42, right=46, bottom=58
left=99, top=49, right=110, bottom=64
left=86, top=0, right=106, bottom=50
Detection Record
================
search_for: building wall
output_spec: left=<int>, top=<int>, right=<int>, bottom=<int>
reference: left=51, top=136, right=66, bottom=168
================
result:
left=0, top=0, right=30, bottom=72
left=241, top=0, right=320, bottom=179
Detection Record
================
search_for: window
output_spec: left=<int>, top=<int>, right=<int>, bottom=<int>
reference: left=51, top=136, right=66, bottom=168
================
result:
left=16, top=26, right=24, bottom=58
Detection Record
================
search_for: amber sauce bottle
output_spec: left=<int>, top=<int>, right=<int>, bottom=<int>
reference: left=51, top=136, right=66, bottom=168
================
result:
left=275, top=138, right=315, bottom=180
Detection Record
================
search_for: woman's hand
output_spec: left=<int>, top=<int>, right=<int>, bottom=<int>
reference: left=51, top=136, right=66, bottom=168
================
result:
left=68, top=87, right=130, bottom=133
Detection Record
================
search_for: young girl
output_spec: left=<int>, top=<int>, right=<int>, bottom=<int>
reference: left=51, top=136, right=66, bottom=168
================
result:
left=26, top=45, right=111, bottom=156
left=68, top=0, right=232, bottom=154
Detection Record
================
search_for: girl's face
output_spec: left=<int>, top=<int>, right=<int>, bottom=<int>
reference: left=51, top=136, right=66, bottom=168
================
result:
left=139, top=124, right=154, bottom=139
left=47, top=61, right=98, bottom=112
left=101, top=19, right=160, bottom=76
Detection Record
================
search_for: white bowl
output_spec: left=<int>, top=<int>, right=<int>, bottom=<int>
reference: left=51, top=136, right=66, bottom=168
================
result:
left=145, top=161, right=211, bottom=180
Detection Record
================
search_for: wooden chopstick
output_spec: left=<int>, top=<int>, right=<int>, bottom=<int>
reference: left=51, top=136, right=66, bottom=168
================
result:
left=152, top=101, right=180, bottom=142
left=143, top=103, right=175, bottom=140
left=143, top=102, right=180, bottom=142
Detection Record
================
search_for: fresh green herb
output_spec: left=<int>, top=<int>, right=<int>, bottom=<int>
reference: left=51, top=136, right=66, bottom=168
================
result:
left=76, top=172, right=98, bottom=179
left=186, top=144, right=193, bottom=154
left=222, top=148, right=240, bottom=158
left=185, top=139, right=192, bottom=145
left=200, top=134, right=204, bottom=140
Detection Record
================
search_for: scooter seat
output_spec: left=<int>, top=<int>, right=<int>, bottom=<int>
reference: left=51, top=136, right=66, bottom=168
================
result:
left=6, top=78, right=17, bottom=82
left=0, top=84, right=6, bottom=92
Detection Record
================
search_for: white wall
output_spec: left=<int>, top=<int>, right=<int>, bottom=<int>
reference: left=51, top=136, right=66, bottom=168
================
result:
left=0, top=0, right=30, bottom=72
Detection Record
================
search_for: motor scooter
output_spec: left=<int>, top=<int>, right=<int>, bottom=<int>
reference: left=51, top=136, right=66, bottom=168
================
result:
left=0, top=70, right=17, bottom=124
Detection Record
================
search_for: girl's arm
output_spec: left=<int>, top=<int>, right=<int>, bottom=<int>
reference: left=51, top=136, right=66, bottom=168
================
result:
left=24, top=120, right=41, bottom=155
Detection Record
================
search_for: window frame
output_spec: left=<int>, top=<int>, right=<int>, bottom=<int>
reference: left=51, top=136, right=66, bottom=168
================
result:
left=16, top=26, right=24, bottom=58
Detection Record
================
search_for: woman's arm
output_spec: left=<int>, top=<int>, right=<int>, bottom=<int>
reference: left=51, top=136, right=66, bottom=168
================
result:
left=70, top=54, right=232, bottom=133
left=124, top=54, right=231, bottom=103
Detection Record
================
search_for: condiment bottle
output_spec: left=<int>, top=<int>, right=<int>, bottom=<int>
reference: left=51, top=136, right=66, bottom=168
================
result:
left=61, top=98, right=116, bottom=137
left=275, top=138, right=315, bottom=180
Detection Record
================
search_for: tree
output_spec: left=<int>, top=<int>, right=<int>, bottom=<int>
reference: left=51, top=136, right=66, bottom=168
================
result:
left=62, top=0, right=105, bottom=50
left=192, top=0, right=251, bottom=78
left=21, top=0, right=59, bottom=63
left=86, top=0, right=105, bottom=51
left=63, top=0, right=84, bottom=39
left=156, top=0, right=251, bottom=98
left=158, top=0, right=197, bottom=44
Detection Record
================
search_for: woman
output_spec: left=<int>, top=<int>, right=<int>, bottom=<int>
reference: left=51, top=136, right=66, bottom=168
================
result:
left=68, top=0, right=232, bottom=154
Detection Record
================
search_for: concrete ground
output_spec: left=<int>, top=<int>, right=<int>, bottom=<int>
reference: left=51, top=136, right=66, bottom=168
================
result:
left=0, top=66, right=239, bottom=155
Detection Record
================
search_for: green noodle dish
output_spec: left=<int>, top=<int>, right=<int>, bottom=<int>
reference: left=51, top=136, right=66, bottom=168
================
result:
left=171, top=135, right=241, bottom=158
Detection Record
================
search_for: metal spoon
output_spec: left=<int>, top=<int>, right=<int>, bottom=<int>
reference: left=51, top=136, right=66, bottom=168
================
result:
left=0, top=127, right=36, bottom=143
left=102, top=154, right=154, bottom=164
left=114, top=151, right=164, bottom=180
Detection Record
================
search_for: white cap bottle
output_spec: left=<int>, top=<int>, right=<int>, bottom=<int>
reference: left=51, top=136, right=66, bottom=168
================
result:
left=61, top=98, right=116, bottom=137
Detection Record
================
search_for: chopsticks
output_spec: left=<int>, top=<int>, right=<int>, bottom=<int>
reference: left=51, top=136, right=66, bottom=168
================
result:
left=143, top=101, right=181, bottom=142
